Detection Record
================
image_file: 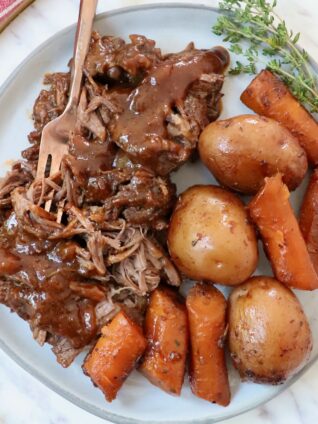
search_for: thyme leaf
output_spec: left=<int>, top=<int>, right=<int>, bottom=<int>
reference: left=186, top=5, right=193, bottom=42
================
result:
left=213, top=0, right=318, bottom=112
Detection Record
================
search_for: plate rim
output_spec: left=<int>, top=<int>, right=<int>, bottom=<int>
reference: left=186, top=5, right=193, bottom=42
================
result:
left=0, top=2, right=316, bottom=423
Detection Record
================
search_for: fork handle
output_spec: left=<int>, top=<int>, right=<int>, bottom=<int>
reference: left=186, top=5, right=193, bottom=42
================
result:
left=68, top=0, right=98, bottom=108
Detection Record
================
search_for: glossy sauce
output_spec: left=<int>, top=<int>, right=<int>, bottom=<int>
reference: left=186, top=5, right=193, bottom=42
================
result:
left=0, top=44, right=229, bottom=350
left=68, top=134, right=116, bottom=178
left=111, top=47, right=229, bottom=166
left=0, top=214, right=101, bottom=348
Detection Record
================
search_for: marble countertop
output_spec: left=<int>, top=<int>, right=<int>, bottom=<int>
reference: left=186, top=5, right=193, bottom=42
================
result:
left=1, top=0, right=318, bottom=423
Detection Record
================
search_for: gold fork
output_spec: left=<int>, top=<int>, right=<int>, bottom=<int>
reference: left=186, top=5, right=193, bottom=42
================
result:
left=36, top=0, right=98, bottom=212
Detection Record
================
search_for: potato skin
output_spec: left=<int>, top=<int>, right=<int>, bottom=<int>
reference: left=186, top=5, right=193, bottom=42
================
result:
left=228, top=277, right=313, bottom=384
left=198, top=114, right=307, bottom=194
left=167, top=185, right=258, bottom=285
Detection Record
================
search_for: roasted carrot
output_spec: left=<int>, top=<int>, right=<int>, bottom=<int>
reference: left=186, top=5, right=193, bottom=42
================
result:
left=299, top=169, right=318, bottom=274
left=186, top=282, right=230, bottom=407
left=249, top=173, right=318, bottom=290
left=241, top=70, right=318, bottom=164
left=83, top=310, right=147, bottom=402
left=139, top=287, right=189, bottom=396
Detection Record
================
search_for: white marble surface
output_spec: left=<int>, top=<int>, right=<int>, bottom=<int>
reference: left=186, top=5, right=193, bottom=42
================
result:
left=1, top=0, right=318, bottom=423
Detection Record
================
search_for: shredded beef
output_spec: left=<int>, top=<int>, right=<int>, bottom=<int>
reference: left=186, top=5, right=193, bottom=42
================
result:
left=0, top=31, right=228, bottom=366
left=33, top=72, right=71, bottom=132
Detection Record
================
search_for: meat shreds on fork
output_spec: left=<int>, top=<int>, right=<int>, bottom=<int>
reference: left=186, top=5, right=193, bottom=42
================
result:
left=0, top=32, right=228, bottom=366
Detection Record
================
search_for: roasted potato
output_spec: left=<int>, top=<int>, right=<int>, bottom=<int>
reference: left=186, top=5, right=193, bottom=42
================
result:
left=241, top=69, right=318, bottom=164
left=139, top=287, right=189, bottom=396
left=83, top=310, right=147, bottom=402
left=300, top=169, right=318, bottom=274
left=249, top=173, right=318, bottom=290
left=199, top=114, right=307, bottom=194
left=187, top=282, right=230, bottom=406
left=228, top=276, right=313, bottom=384
left=168, top=185, right=258, bottom=285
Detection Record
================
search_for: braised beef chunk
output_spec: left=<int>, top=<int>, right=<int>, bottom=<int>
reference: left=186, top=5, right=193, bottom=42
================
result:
left=86, top=167, right=176, bottom=227
left=0, top=32, right=228, bottom=366
left=62, top=134, right=176, bottom=227
left=85, top=32, right=162, bottom=81
left=109, top=47, right=227, bottom=174
left=83, top=34, right=228, bottom=174
left=183, top=74, right=225, bottom=127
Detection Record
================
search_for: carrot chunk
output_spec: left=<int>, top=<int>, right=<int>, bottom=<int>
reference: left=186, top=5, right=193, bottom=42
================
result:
left=139, top=287, right=189, bottom=396
left=249, top=173, right=318, bottom=290
left=241, top=70, right=318, bottom=164
left=186, top=282, right=230, bottom=406
left=83, top=310, right=147, bottom=402
left=300, top=169, right=318, bottom=274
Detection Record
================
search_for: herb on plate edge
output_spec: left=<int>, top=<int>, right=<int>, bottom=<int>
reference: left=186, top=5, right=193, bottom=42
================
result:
left=212, top=0, right=318, bottom=113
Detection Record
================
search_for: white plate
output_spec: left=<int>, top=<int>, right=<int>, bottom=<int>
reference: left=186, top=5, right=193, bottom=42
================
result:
left=0, top=3, right=317, bottom=423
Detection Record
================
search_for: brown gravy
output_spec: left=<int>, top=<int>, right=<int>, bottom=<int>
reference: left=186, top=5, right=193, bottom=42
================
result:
left=111, top=47, right=229, bottom=167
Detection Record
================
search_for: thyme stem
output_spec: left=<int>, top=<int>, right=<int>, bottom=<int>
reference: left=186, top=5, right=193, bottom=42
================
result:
left=213, top=0, right=318, bottom=112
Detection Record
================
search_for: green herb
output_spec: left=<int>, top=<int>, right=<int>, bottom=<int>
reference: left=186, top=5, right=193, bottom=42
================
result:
left=212, top=0, right=318, bottom=112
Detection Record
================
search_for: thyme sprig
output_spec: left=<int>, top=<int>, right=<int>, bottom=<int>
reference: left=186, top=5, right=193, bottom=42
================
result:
left=213, top=0, right=318, bottom=112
